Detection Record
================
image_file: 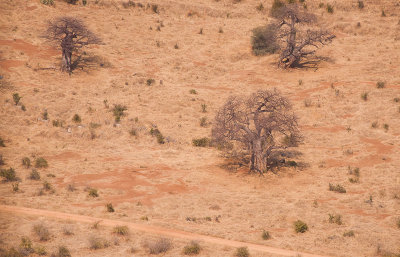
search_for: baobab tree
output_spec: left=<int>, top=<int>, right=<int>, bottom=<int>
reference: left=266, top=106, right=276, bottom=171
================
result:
left=45, top=17, right=102, bottom=73
left=212, top=89, right=301, bottom=174
left=272, top=3, right=335, bottom=68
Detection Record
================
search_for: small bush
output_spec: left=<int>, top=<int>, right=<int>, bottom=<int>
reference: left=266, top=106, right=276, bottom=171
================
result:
left=270, top=0, right=285, bottom=16
left=326, top=4, right=334, bottom=13
left=201, top=104, right=207, bottom=113
left=56, top=246, right=71, bottom=257
left=35, top=245, right=47, bottom=256
left=189, top=89, right=197, bottom=94
left=192, top=137, right=210, bottom=147
left=88, top=188, right=99, bottom=197
left=150, top=128, right=165, bottom=144
left=376, top=81, right=385, bottom=88
left=343, top=230, right=355, bottom=237
left=19, top=236, right=34, bottom=255
left=113, top=226, right=129, bottom=236
left=151, top=4, right=159, bottom=13
left=383, top=124, right=389, bottom=131
left=35, top=157, right=48, bottom=168
left=329, top=183, right=346, bottom=193
left=106, top=203, right=115, bottom=212
left=52, top=119, right=64, bottom=127
left=0, top=168, right=18, bottom=181
left=22, top=157, right=31, bottom=168
left=146, top=79, right=155, bottom=86
left=43, top=181, right=52, bottom=191
left=0, top=137, right=4, bottom=147
left=358, top=0, right=364, bottom=9
left=42, top=110, right=48, bottom=120
left=256, top=3, right=264, bottom=11
left=112, top=104, right=127, bottom=122
left=361, top=92, right=368, bottom=101
left=199, top=117, right=208, bottom=127
left=12, top=182, right=19, bottom=192
left=13, top=93, right=21, bottom=105
left=381, top=10, right=386, bottom=17
left=144, top=238, right=172, bottom=254
left=89, top=236, right=110, bottom=249
left=72, top=114, right=81, bottom=123
left=294, top=220, right=308, bottom=233
left=261, top=230, right=271, bottom=240
left=371, top=121, right=378, bottom=128
left=63, top=225, right=74, bottom=236
left=29, top=169, right=40, bottom=180
left=33, top=223, right=51, bottom=241
left=328, top=214, right=343, bottom=225
left=251, top=24, right=279, bottom=56
left=40, top=0, right=54, bottom=5
left=234, top=247, right=249, bottom=257
left=183, top=241, right=201, bottom=255
left=286, top=160, right=298, bottom=167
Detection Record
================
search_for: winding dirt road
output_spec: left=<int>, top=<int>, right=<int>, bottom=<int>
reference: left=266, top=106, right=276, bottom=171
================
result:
left=0, top=205, right=330, bottom=257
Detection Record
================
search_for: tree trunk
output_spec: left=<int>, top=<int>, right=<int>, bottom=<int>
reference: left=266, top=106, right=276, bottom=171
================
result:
left=250, top=139, right=267, bottom=174
left=61, top=48, right=72, bottom=72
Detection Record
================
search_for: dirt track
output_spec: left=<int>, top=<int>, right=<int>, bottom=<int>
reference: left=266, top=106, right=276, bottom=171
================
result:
left=0, top=204, right=329, bottom=257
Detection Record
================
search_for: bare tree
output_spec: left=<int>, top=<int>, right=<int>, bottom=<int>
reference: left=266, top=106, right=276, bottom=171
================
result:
left=212, top=89, right=301, bottom=174
left=271, top=4, right=335, bottom=68
left=45, top=17, right=102, bottom=73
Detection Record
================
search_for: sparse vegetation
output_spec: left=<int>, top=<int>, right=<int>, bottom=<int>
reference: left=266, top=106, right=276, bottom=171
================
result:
left=201, top=104, right=207, bottom=113
left=361, top=92, right=368, bottom=101
left=89, top=236, right=110, bottom=249
left=12, top=93, right=21, bottom=105
left=183, top=241, right=201, bottom=255
left=328, top=214, right=343, bottom=225
left=234, top=247, right=249, bottom=257
left=326, top=4, right=334, bottom=13
left=251, top=24, right=279, bottom=56
left=189, top=89, right=197, bottom=94
left=35, top=157, right=48, bottom=168
left=144, top=238, right=172, bottom=254
left=41, top=0, right=54, bottom=5
left=0, top=137, right=5, bottom=147
left=113, top=226, right=129, bottom=236
left=150, top=128, right=165, bottom=144
left=192, top=137, right=210, bottom=147
left=358, top=0, right=364, bottom=9
left=22, top=157, right=31, bottom=168
left=19, top=236, right=34, bottom=255
left=56, top=246, right=71, bottom=257
left=12, top=182, right=19, bottom=192
left=261, top=230, right=271, bottom=240
left=0, top=168, right=18, bottom=182
left=112, top=104, right=127, bottom=122
left=88, top=188, right=99, bottom=197
left=146, top=78, right=155, bottom=86
left=199, top=117, right=208, bottom=127
left=63, top=225, right=74, bottom=236
left=376, top=81, right=385, bottom=88
left=294, top=220, right=308, bottom=233
left=72, top=114, right=81, bottom=123
left=343, top=230, right=355, bottom=237
left=329, top=183, right=346, bottom=193
left=33, top=223, right=51, bottom=241
left=106, top=203, right=115, bottom=212
left=52, top=119, right=64, bottom=127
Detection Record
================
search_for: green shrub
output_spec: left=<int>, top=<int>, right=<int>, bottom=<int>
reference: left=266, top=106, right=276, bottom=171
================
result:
left=192, top=137, right=210, bottom=147
left=146, top=79, right=155, bottom=86
left=294, top=220, right=308, bottom=233
left=22, top=157, right=31, bottom=168
left=183, top=241, right=201, bottom=255
left=113, top=226, right=129, bottom=236
left=57, top=246, right=71, bottom=257
left=234, top=247, right=249, bottom=257
left=376, top=81, right=385, bottom=88
left=35, top=157, right=48, bottom=168
left=343, top=230, right=355, bottom=237
left=106, top=203, right=115, bottom=212
left=72, top=114, right=81, bottom=123
left=29, top=169, right=40, bottom=180
left=89, top=188, right=99, bottom=197
left=328, top=214, right=343, bottom=225
left=251, top=24, right=279, bottom=56
left=261, top=230, right=271, bottom=240
left=112, top=104, right=127, bottom=122
left=144, top=238, right=172, bottom=254
left=33, top=223, right=50, bottom=241
left=326, top=4, right=334, bottom=13
left=329, top=183, right=346, bottom=193
left=89, top=236, right=110, bottom=249
left=0, top=168, right=18, bottom=182
left=150, top=128, right=165, bottom=144
left=13, top=93, right=21, bottom=105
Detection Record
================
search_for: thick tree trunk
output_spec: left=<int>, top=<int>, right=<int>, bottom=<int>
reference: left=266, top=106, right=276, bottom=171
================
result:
left=250, top=139, right=267, bottom=174
left=61, top=49, right=72, bottom=72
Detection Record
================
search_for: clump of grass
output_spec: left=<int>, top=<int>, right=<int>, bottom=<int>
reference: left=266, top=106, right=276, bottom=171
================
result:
left=72, top=114, right=81, bottom=123
left=383, top=123, right=389, bottom=132
left=88, top=188, right=99, bottom=197
left=40, top=0, right=55, bottom=5
left=192, top=137, right=210, bottom=147
left=358, top=0, right=364, bottom=9
left=256, top=3, right=264, bottom=11
left=201, top=104, right=207, bottom=113
left=89, top=236, right=110, bottom=250
left=63, top=225, right=74, bottom=236
left=144, top=238, right=172, bottom=254
left=129, top=128, right=137, bottom=137
left=376, top=81, right=385, bottom=88
left=294, top=220, right=308, bottom=233
left=141, top=216, right=149, bottom=221
left=42, top=110, right=48, bottom=120
left=0, top=168, right=18, bottom=182
left=52, top=119, right=64, bottom=127
left=361, top=92, right=368, bottom=101
left=326, top=4, right=334, bottom=13
left=189, top=89, right=197, bottom=94
left=199, top=117, right=208, bottom=127
left=13, top=93, right=21, bottom=105
left=261, top=230, right=271, bottom=240
left=371, top=121, right=378, bottom=128
left=328, top=214, right=343, bottom=225
left=251, top=24, right=279, bottom=56
left=146, top=79, right=155, bottom=86
left=19, top=236, right=34, bottom=255
left=113, top=226, right=129, bottom=236
left=150, top=128, right=165, bottom=144
left=183, top=241, right=201, bottom=255
left=112, top=104, right=127, bottom=122
left=12, top=182, right=19, bottom=192
left=381, top=10, right=386, bottom=17
left=329, top=183, right=346, bottom=193
left=67, top=184, right=76, bottom=192
left=343, top=230, right=355, bottom=237
left=234, top=246, right=249, bottom=257
left=55, top=246, right=71, bottom=257
left=43, top=181, right=52, bottom=191
left=34, top=245, right=47, bottom=256
left=106, top=203, right=115, bottom=212
left=0, top=137, right=5, bottom=147
left=92, top=221, right=101, bottom=229
left=151, top=4, right=159, bottom=13
left=22, top=157, right=31, bottom=168
left=35, top=157, right=48, bottom=168
left=33, top=223, right=51, bottom=241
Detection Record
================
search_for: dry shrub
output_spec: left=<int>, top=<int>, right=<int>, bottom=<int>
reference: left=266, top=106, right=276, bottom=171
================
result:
left=143, top=238, right=172, bottom=254
left=251, top=24, right=279, bottom=56
left=183, top=241, right=201, bottom=255
left=89, top=236, right=110, bottom=250
left=33, top=223, right=51, bottom=241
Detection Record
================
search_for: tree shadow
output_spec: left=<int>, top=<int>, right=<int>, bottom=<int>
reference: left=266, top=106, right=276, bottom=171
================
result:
left=70, top=52, right=111, bottom=73
left=292, top=55, right=334, bottom=69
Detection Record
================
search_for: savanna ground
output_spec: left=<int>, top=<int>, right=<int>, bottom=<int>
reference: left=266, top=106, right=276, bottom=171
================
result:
left=0, top=0, right=400, bottom=256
